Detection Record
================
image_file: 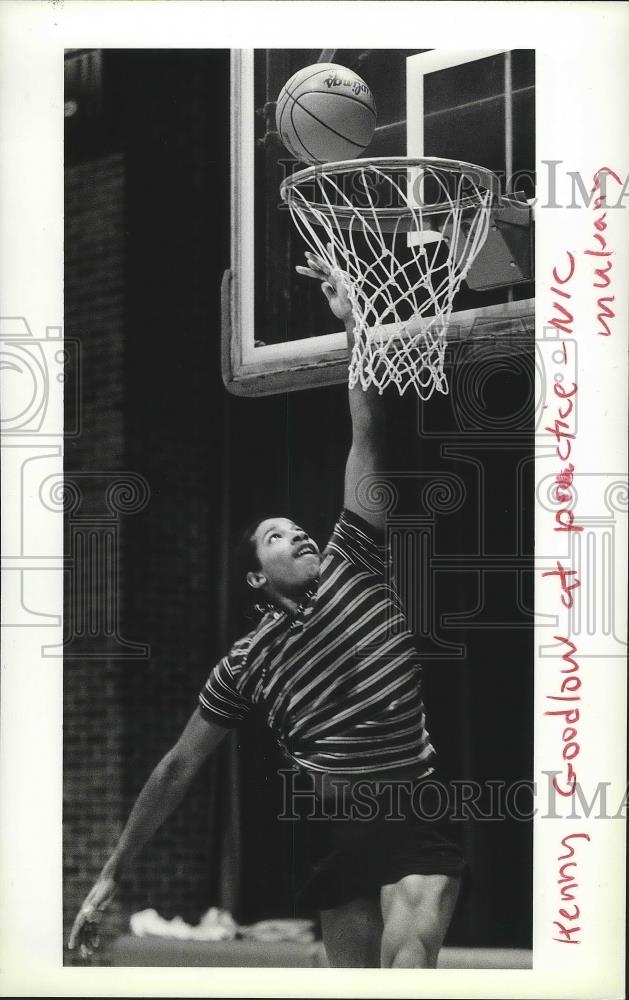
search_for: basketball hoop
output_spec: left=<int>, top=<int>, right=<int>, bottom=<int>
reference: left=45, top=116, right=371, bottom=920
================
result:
left=281, top=157, right=500, bottom=398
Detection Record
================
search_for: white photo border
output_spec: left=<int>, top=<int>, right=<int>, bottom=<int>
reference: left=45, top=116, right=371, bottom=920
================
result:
left=0, top=2, right=626, bottom=997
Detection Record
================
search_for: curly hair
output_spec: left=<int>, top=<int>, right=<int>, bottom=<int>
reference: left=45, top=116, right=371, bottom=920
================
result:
left=232, top=519, right=265, bottom=614
left=234, top=519, right=262, bottom=579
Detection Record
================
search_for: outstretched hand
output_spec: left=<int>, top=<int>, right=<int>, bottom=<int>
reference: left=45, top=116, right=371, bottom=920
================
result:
left=296, top=250, right=353, bottom=325
left=68, top=873, right=117, bottom=958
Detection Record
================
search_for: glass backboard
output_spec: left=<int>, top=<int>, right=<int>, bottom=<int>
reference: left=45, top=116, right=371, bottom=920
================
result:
left=224, top=49, right=535, bottom=395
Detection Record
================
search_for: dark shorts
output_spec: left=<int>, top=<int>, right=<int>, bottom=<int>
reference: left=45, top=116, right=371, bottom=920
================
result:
left=295, top=776, right=469, bottom=912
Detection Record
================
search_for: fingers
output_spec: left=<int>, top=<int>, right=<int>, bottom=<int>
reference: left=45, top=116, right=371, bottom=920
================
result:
left=68, top=902, right=103, bottom=955
left=306, top=251, right=329, bottom=273
left=81, top=920, right=100, bottom=958
left=295, top=250, right=332, bottom=281
left=294, top=265, right=322, bottom=280
left=68, top=918, right=98, bottom=956
left=69, top=916, right=101, bottom=958
left=68, top=876, right=117, bottom=957
left=68, top=911, right=85, bottom=950
left=295, top=249, right=351, bottom=323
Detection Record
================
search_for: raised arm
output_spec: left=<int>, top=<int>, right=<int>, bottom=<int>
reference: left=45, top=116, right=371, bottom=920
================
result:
left=297, top=251, right=387, bottom=530
left=68, top=709, right=229, bottom=957
left=343, top=317, right=387, bottom=531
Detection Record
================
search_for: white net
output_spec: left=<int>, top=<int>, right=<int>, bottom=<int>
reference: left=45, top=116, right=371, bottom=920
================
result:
left=281, top=158, right=497, bottom=398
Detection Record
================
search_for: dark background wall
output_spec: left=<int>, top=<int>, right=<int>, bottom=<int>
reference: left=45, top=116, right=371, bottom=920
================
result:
left=64, top=50, right=533, bottom=966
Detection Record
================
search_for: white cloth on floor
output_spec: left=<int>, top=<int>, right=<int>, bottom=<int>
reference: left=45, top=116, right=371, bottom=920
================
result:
left=129, top=906, right=237, bottom=941
left=129, top=907, right=315, bottom=943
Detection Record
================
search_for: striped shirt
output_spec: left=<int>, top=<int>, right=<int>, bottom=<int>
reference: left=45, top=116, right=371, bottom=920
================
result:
left=199, top=509, right=436, bottom=778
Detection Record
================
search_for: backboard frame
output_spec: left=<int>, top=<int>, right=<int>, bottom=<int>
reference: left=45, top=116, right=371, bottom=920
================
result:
left=406, top=49, right=511, bottom=158
left=221, top=269, right=534, bottom=396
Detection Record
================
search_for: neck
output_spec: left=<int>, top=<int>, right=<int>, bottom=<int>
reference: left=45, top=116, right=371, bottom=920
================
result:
left=275, top=593, right=301, bottom=615
left=263, top=584, right=313, bottom=616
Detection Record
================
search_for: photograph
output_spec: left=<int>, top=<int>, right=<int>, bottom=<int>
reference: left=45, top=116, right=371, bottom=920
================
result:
left=63, top=45, right=535, bottom=971
left=0, top=4, right=626, bottom=998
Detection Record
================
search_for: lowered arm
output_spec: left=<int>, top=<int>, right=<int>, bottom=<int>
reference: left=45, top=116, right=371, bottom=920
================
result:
left=68, top=709, right=230, bottom=956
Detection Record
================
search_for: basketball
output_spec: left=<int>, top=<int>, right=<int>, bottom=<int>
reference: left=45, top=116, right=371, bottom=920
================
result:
left=276, top=64, right=377, bottom=165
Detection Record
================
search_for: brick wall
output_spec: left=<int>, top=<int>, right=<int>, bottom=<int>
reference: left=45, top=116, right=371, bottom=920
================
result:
left=114, top=48, right=233, bottom=936
left=63, top=153, right=129, bottom=964
left=63, top=51, right=236, bottom=968
left=63, top=145, right=230, bottom=965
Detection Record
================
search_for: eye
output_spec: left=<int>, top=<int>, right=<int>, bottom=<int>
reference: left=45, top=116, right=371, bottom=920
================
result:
left=268, top=532, right=281, bottom=542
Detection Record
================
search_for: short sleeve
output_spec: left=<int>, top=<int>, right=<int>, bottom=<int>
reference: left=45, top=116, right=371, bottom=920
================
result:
left=198, top=637, right=252, bottom=727
left=324, top=508, right=388, bottom=576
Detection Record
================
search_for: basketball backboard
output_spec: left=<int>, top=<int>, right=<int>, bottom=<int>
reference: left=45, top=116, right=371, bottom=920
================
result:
left=223, top=49, right=535, bottom=396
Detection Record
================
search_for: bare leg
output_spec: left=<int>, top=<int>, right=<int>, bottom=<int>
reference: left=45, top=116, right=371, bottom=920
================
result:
left=320, top=896, right=383, bottom=968
left=380, top=873, right=460, bottom=969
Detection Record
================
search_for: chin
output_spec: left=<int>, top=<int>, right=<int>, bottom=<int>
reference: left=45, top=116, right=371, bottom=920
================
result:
left=297, top=569, right=318, bottom=589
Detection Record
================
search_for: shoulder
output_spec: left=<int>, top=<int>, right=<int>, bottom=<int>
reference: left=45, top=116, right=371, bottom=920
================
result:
left=323, top=507, right=387, bottom=575
left=226, top=614, right=276, bottom=670
left=199, top=628, right=262, bottom=726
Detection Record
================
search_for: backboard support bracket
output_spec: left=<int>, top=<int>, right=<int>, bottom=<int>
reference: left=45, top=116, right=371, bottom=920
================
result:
left=466, top=197, right=534, bottom=291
